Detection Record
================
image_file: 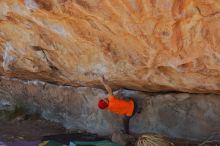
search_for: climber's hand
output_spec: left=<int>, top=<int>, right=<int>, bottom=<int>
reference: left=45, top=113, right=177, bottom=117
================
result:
left=99, top=76, right=105, bottom=83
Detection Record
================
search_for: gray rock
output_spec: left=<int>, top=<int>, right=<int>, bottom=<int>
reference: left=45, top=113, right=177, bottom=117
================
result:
left=0, top=77, right=219, bottom=141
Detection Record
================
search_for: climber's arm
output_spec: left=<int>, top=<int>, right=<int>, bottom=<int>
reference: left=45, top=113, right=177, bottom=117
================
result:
left=99, top=76, right=113, bottom=96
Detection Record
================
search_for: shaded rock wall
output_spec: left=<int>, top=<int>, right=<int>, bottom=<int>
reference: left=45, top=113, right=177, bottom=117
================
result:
left=0, top=77, right=219, bottom=141
left=0, top=0, right=220, bottom=93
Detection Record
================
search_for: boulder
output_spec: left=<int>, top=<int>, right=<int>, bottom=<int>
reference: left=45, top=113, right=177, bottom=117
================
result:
left=0, top=77, right=219, bottom=140
left=0, top=0, right=220, bottom=93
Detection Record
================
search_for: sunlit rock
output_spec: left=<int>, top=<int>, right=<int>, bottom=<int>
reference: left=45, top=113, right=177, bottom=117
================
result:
left=1, top=0, right=220, bottom=93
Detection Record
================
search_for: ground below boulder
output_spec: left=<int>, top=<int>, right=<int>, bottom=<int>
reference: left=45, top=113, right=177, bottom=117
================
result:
left=0, top=109, right=219, bottom=146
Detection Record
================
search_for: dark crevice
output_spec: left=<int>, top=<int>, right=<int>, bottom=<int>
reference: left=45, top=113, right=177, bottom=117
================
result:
left=102, top=24, right=116, bottom=34
left=75, top=0, right=91, bottom=10
left=32, top=46, right=59, bottom=72
left=23, top=57, right=33, bottom=62
left=31, top=46, right=71, bottom=81
left=34, top=0, right=53, bottom=11
left=195, top=6, right=220, bottom=17
left=32, top=46, right=42, bottom=51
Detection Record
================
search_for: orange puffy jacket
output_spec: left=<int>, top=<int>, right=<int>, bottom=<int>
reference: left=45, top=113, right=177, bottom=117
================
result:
left=108, top=95, right=134, bottom=117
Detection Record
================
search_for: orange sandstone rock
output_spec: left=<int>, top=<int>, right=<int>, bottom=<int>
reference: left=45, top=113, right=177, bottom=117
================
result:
left=0, top=0, right=220, bottom=93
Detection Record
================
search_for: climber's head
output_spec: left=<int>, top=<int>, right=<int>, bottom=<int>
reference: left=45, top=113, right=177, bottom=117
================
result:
left=98, top=99, right=109, bottom=110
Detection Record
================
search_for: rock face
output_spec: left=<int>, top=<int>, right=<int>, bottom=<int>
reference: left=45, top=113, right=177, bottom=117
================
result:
left=1, top=0, right=220, bottom=141
left=0, top=77, right=220, bottom=141
left=0, top=0, right=220, bottom=93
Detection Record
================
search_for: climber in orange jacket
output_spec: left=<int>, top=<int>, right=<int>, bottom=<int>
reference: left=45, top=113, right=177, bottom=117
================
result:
left=98, top=76, right=141, bottom=134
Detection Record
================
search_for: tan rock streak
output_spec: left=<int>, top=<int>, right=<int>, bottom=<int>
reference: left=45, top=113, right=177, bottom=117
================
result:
left=0, top=0, right=220, bottom=93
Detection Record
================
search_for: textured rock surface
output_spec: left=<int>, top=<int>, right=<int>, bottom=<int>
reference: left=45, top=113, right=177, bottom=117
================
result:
left=0, top=77, right=220, bottom=140
left=0, top=0, right=220, bottom=93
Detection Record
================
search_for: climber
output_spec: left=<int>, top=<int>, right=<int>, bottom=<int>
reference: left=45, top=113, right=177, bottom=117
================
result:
left=98, top=76, right=141, bottom=135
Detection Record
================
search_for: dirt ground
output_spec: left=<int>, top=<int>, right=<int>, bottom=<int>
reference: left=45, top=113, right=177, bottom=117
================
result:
left=0, top=109, right=219, bottom=146
left=0, top=109, right=66, bottom=142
